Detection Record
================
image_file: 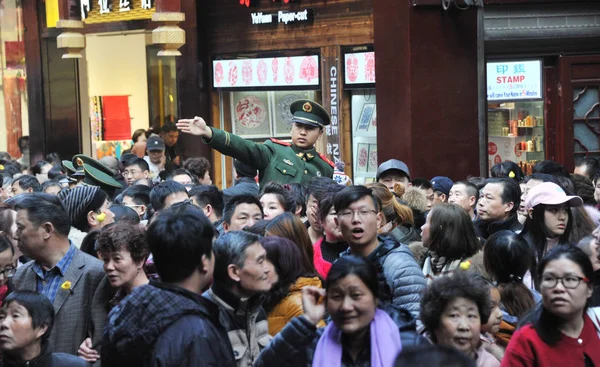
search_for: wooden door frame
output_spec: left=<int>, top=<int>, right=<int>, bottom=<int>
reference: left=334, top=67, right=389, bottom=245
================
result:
left=558, top=55, right=600, bottom=171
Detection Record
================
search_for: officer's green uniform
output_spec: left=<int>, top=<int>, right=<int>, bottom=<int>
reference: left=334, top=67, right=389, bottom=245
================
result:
left=205, top=100, right=334, bottom=188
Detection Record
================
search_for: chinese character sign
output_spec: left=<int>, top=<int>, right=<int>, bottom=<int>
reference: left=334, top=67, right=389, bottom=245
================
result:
left=141, top=0, right=153, bottom=9
left=487, top=60, right=542, bottom=101
left=120, top=0, right=131, bottom=11
left=99, top=0, right=111, bottom=14
left=81, top=0, right=91, bottom=19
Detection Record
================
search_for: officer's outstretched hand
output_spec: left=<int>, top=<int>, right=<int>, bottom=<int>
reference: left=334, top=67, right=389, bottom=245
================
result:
left=177, top=117, right=213, bottom=139
left=301, top=286, right=326, bottom=326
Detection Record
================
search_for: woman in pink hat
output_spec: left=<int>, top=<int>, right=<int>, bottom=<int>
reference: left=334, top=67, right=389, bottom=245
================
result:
left=522, top=182, right=583, bottom=277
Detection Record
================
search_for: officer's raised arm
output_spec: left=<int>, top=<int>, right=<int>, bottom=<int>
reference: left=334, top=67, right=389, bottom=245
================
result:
left=176, top=117, right=213, bottom=140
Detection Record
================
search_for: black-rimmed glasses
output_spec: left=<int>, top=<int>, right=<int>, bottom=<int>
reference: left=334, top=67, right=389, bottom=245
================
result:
left=540, top=275, right=589, bottom=289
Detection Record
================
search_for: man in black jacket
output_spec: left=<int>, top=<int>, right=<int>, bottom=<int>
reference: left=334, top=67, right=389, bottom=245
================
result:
left=474, top=177, right=523, bottom=240
left=222, top=159, right=259, bottom=206
left=101, top=205, right=236, bottom=367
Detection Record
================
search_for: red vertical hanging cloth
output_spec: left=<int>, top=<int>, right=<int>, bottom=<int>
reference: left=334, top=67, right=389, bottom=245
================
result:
left=102, top=95, right=131, bottom=141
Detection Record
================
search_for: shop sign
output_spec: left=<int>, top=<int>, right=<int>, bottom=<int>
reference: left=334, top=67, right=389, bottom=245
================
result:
left=240, top=0, right=297, bottom=7
left=344, top=52, right=376, bottom=85
left=487, top=60, right=542, bottom=101
left=326, top=66, right=341, bottom=164
left=251, top=9, right=313, bottom=25
left=213, top=55, right=319, bottom=88
left=81, top=0, right=155, bottom=24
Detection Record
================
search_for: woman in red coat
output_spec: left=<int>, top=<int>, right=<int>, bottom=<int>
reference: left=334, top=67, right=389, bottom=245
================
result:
left=502, top=245, right=600, bottom=366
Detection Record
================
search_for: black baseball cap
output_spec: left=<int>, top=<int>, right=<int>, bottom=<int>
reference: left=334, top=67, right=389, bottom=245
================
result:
left=376, top=159, right=411, bottom=181
left=146, top=136, right=166, bottom=151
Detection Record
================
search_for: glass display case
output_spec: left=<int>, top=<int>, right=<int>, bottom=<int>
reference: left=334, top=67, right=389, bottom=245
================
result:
left=487, top=101, right=544, bottom=175
left=351, top=90, right=377, bottom=185
left=486, top=59, right=544, bottom=175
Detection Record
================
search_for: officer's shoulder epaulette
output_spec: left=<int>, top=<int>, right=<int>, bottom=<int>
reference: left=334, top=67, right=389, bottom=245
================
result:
left=318, top=153, right=335, bottom=168
left=269, top=138, right=291, bottom=146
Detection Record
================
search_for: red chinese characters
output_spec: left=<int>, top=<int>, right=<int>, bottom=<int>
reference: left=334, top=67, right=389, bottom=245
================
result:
left=346, top=55, right=359, bottom=83
left=300, top=56, right=318, bottom=82
left=284, top=57, right=294, bottom=84
left=364, top=52, right=375, bottom=82
left=242, top=60, right=253, bottom=85
left=257, top=60, right=267, bottom=85
left=214, top=62, right=223, bottom=86
left=272, top=58, right=279, bottom=83
left=228, top=61, right=238, bottom=86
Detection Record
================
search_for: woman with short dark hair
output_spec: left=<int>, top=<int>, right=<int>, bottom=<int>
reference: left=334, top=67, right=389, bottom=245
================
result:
left=421, top=203, right=481, bottom=283
left=77, top=222, right=150, bottom=363
left=259, top=182, right=295, bottom=221
left=502, top=245, right=600, bottom=366
left=260, top=236, right=325, bottom=335
left=265, top=212, right=317, bottom=276
left=0, top=291, right=86, bottom=366
left=420, top=271, right=499, bottom=366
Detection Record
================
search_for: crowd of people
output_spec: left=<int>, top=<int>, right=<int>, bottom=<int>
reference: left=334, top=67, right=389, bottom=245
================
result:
left=2, top=121, right=600, bottom=366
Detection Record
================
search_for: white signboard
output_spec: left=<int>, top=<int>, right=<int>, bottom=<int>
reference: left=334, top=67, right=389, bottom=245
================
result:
left=344, top=52, right=376, bottom=85
left=213, top=56, right=319, bottom=88
left=487, top=60, right=543, bottom=101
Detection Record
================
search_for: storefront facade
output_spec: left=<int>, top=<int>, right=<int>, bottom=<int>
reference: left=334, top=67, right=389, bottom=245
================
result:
left=23, top=0, right=207, bottom=164
left=484, top=0, right=600, bottom=172
left=204, top=0, right=375, bottom=187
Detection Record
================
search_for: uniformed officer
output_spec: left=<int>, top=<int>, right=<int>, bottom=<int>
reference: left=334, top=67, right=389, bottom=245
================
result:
left=67, top=154, right=123, bottom=197
left=177, top=99, right=335, bottom=188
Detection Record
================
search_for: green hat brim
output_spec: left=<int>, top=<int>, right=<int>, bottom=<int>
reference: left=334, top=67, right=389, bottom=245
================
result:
left=73, top=154, right=115, bottom=177
left=62, top=160, right=76, bottom=174
left=83, top=164, right=122, bottom=189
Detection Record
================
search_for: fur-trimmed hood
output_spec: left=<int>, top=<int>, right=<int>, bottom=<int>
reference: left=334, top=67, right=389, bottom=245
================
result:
left=401, top=186, right=428, bottom=212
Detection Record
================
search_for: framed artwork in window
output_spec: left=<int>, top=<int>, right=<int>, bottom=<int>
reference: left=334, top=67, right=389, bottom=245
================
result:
left=356, top=103, right=375, bottom=132
left=230, top=91, right=272, bottom=138
left=272, top=91, right=315, bottom=137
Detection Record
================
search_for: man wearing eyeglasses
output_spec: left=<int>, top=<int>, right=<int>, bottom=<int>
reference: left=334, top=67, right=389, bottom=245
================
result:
left=122, top=158, right=150, bottom=187
left=333, top=185, right=426, bottom=319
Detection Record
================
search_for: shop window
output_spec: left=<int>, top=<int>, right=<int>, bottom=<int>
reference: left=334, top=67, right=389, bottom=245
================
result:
left=573, top=86, right=600, bottom=160
left=351, top=90, right=377, bottom=184
left=222, top=90, right=316, bottom=142
left=85, top=32, right=178, bottom=159
left=147, top=45, right=178, bottom=130
left=0, top=0, right=28, bottom=163
left=487, top=102, right=544, bottom=175
left=486, top=60, right=544, bottom=175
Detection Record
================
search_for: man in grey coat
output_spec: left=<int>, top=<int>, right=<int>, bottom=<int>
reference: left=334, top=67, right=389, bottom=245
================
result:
left=9, top=193, right=108, bottom=364
left=334, top=185, right=426, bottom=318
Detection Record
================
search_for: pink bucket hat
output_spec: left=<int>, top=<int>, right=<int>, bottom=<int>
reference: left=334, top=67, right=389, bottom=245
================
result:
left=524, top=182, right=583, bottom=211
